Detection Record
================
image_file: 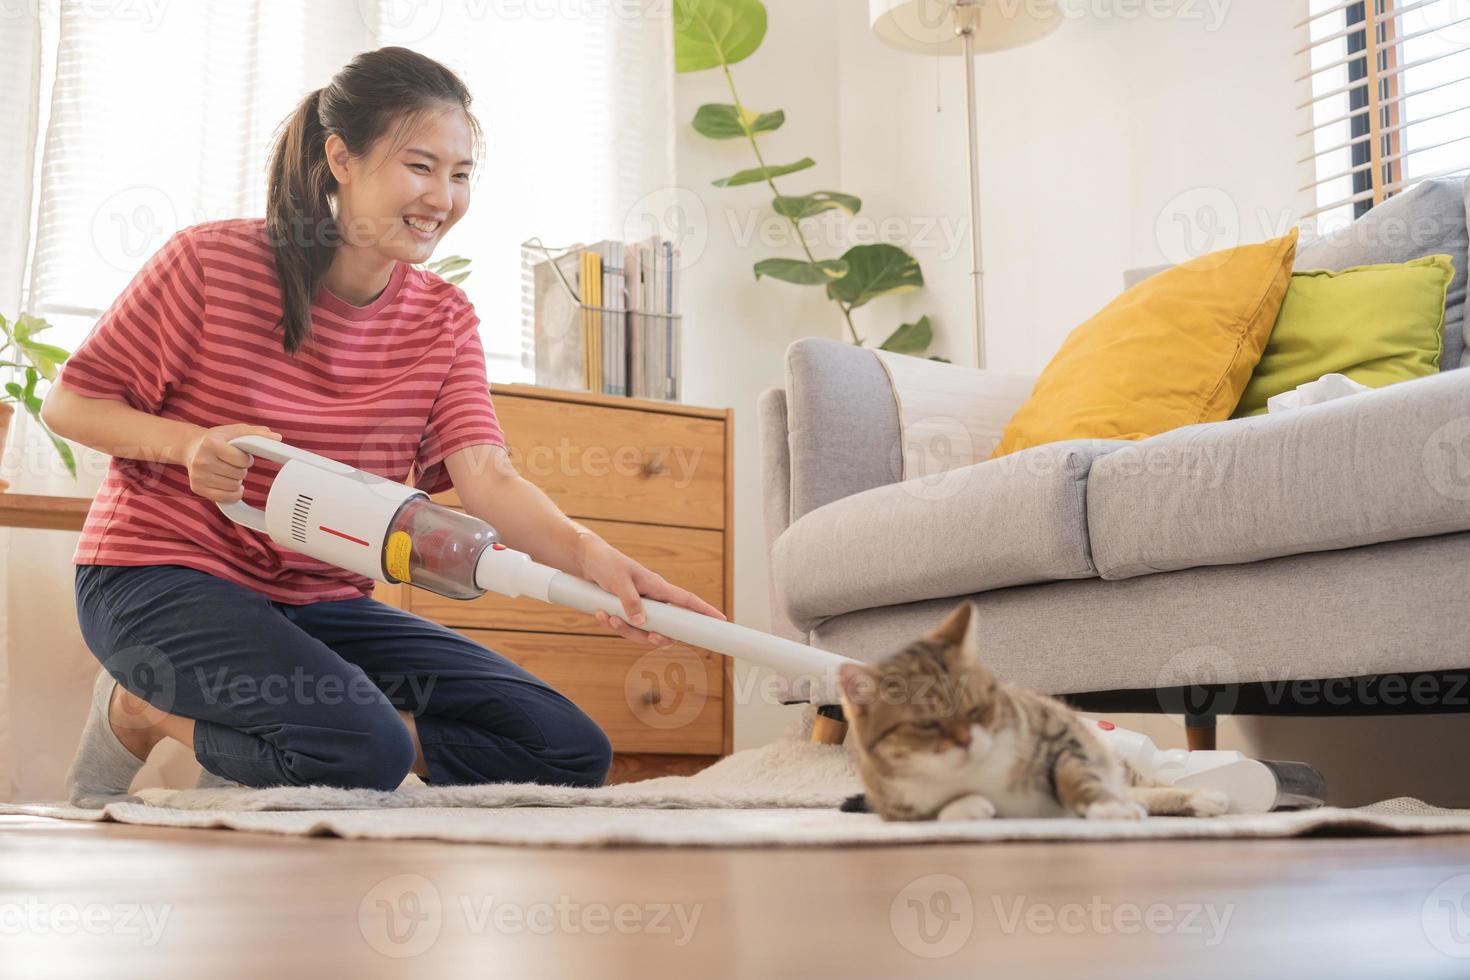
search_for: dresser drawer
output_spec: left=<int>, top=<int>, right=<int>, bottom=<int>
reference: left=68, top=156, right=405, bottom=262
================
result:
left=459, top=628, right=725, bottom=755
left=430, top=393, right=727, bottom=529
left=407, top=518, right=723, bottom=633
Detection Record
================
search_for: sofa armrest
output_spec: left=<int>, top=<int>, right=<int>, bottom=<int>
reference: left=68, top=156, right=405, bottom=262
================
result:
left=783, top=336, right=1036, bottom=521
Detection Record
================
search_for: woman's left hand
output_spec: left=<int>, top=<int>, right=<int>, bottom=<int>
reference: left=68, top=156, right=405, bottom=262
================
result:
left=575, top=532, right=726, bottom=646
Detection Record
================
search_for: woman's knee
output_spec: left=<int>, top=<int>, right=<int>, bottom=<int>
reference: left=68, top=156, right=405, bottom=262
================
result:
left=546, top=707, right=614, bottom=788
left=284, top=704, right=417, bottom=792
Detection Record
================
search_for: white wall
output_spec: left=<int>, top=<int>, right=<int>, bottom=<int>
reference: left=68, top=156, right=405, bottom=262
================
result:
left=836, top=1, right=1311, bottom=373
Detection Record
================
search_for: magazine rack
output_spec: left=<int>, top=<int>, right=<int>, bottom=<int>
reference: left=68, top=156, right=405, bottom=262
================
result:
left=523, top=237, right=681, bottom=401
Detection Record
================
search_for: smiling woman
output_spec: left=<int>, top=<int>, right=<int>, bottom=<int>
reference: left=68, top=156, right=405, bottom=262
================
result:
left=43, top=46, right=726, bottom=806
left=266, top=46, right=486, bottom=354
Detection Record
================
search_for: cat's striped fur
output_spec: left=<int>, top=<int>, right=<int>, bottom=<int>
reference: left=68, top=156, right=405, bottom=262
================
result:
left=836, top=601, right=1228, bottom=822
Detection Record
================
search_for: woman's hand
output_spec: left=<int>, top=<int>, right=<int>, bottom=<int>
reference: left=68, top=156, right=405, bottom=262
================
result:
left=185, top=423, right=282, bottom=503
left=575, top=532, right=727, bottom=647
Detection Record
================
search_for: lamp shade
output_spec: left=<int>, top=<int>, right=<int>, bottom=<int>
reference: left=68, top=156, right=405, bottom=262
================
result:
left=869, top=0, right=1062, bottom=55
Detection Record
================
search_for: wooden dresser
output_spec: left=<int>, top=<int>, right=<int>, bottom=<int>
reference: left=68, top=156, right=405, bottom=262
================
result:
left=372, top=383, right=734, bottom=784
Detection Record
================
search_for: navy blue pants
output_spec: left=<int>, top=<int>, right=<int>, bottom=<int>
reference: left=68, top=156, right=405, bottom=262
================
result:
left=74, top=563, right=613, bottom=790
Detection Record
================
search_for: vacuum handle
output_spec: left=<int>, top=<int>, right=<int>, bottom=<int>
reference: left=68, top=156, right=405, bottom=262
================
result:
left=215, top=435, right=362, bottom=533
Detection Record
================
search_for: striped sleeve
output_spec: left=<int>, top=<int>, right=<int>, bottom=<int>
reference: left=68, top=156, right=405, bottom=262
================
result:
left=58, top=229, right=203, bottom=414
left=412, top=304, right=507, bottom=496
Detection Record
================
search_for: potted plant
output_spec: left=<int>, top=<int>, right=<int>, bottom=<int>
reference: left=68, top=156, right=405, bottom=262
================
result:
left=1, top=312, right=76, bottom=491
left=675, top=0, right=948, bottom=361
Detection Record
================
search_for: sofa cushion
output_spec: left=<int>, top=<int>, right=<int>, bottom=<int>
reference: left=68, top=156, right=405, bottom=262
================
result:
left=1295, top=174, right=1469, bottom=371
left=1088, top=368, right=1470, bottom=580
left=1232, top=255, right=1454, bottom=417
left=772, top=440, right=1122, bottom=631
left=811, top=533, right=1470, bottom=695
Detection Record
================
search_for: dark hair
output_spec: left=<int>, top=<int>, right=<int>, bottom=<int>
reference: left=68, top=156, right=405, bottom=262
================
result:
left=265, top=46, right=483, bottom=355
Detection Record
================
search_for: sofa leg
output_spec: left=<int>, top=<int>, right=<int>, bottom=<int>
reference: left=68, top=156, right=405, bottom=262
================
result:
left=1185, top=712, right=1217, bottom=751
left=811, top=704, right=848, bottom=745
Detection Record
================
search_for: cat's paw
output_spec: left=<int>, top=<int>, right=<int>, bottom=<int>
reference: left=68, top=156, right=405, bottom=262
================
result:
left=938, top=794, right=997, bottom=822
left=1181, top=790, right=1230, bottom=817
left=1084, top=799, right=1147, bottom=821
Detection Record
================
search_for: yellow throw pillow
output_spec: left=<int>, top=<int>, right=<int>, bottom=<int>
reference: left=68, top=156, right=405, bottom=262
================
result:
left=992, top=229, right=1298, bottom=458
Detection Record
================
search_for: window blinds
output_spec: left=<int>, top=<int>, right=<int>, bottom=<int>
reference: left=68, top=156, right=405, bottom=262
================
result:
left=1298, top=0, right=1470, bottom=226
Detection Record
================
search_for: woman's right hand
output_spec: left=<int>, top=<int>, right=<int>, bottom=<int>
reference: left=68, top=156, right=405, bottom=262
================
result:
left=185, top=423, right=282, bottom=503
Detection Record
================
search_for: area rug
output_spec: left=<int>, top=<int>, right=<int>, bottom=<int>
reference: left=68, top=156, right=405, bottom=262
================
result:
left=4, top=711, right=1470, bottom=848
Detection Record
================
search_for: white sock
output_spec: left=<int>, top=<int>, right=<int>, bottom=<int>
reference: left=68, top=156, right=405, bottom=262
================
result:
left=64, top=669, right=147, bottom=808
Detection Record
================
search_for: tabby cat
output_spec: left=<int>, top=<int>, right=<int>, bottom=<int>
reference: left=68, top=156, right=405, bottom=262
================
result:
left=836, top=600, right=1229, bottom=821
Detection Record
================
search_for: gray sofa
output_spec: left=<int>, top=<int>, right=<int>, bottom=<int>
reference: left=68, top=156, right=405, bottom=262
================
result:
left=759, top=176, right=1470, bottom=742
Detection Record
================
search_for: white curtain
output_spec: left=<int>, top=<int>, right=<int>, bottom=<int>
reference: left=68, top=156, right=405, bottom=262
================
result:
left=0, top=0, right=676, bottom=802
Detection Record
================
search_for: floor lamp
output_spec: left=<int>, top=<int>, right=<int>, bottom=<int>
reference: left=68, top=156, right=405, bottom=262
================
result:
left=868, top=0, right=1062, bottom=369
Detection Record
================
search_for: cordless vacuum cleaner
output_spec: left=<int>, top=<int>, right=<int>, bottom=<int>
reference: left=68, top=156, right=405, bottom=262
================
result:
left=1089, top=721, right=1325, bottom=813
left=218, top=436, right=1325, bottom=813
left=216, top=436, right=859, bottom=706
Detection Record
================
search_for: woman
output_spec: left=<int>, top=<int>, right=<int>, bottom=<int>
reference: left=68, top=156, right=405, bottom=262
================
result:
left=45, top=47, right=725, bottom=807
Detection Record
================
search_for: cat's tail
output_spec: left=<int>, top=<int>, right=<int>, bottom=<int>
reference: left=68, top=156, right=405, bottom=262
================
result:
left=839, top=793, right=870, bottom=813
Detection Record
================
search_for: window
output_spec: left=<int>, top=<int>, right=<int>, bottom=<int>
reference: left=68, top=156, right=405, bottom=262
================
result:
left=1299, top=0, right=1470, bottom=232
left=8, top=2, right=673, bottom=385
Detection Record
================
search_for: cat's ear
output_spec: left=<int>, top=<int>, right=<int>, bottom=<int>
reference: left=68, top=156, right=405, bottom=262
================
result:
left=928, top=600, right=977, bottom=650
left=837, top=662, right=875, bottom=716
left=929, top=600, right=981, bottom=668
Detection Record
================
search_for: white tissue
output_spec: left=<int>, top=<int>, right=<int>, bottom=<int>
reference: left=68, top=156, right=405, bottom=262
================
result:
left=1265, top=373, right=1372, bottom=414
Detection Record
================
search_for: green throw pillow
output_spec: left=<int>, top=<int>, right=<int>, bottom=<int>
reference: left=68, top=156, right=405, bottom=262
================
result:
left=1232, top=254, right=1453, bottom=418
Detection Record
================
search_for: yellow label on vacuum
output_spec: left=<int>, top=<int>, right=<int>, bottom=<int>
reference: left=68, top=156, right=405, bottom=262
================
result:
left=385, top=531, right=413, bottom=582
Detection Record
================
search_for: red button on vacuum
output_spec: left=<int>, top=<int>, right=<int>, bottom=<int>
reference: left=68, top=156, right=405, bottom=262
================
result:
left=1096, top=720, right=1115, bottom=730
left=491, top=543, right=506, bottom=550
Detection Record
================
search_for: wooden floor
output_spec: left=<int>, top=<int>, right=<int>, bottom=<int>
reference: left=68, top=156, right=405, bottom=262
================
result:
left=2, top=814, right=1469, bottom=979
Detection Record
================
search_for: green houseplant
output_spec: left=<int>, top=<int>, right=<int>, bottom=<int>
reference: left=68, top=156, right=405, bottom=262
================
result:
left=673, top=0, right=947, bottom=361
left=0, top=312, right=76, bottom=484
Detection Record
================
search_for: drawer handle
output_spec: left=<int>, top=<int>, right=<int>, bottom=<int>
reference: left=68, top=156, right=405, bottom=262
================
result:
left=641, top=455, right=665, bottom=478
left=643, top=687, right=662, bottom=705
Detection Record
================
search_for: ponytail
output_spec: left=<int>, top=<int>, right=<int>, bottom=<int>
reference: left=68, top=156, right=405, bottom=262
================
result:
left=266, top=87, right=337, bottom=356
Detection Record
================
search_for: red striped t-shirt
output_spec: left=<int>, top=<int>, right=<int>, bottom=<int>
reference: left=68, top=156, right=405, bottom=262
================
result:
left=60, top=217, right=506, bottom=604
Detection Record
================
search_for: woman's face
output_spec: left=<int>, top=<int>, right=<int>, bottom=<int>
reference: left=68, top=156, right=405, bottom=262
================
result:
left=325, top=108, right=474, bottom=265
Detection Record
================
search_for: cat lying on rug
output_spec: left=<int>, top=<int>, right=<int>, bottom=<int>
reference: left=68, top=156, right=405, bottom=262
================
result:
left=836, top=600, right=1229, bottom=822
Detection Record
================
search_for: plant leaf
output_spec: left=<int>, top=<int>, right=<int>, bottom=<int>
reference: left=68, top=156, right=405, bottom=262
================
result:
left=447, top=272, right=470, bottom=285
left=753, top=258, right=849, bottom=285
left=772, top=191, right=862, bottom=220
left=4, top=382, right=23, bottom=401
left=429, top=255, right=471, bottom=274
left=18, top=344, right=63, bottom=381
left=825, top=243, right=924, bottom=309
left=14, top=313, right=52, bottom=338
left=29, top=410, right=77, bottom=480
left=878, top=315, right=933, bottom=355
left=712, top=157, right=815, bottom=188
left=673, top=0, right=767, bottom=72
left=691, top=103, right=784, bottom=139
left=19, top=340, right=69, bottom=363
